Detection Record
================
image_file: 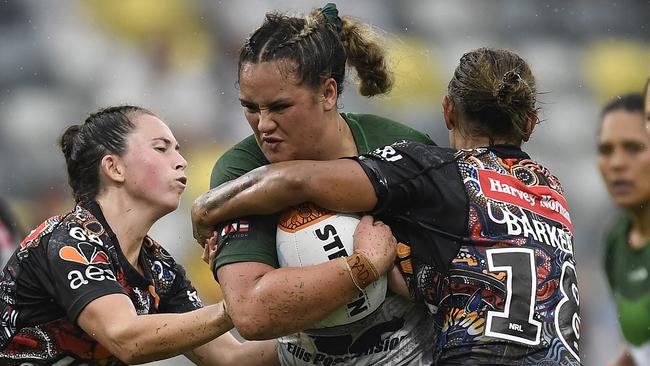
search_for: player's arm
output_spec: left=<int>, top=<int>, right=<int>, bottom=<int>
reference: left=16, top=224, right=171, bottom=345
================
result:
left=193, top=159, right=374, bottom=245
left=216, top=215, right=395, bottom=340
left=77, top=296, right=233, bottom=364
left=185, top=332, right=279, bottom=366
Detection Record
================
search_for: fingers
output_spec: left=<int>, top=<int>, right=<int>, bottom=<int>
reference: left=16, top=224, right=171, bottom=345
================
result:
left=201, top=232, right=218, bottom=265
left=202, top=240, right=210, bottom=264
left=353, top=214, right=397, bottom=276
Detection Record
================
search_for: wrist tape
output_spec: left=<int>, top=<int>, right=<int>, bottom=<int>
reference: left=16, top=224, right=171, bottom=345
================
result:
left=345, top=250, right=379, bottom=292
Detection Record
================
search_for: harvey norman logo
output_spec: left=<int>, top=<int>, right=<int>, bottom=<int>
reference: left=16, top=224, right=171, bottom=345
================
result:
left=478, top=169, right=573, bottom=231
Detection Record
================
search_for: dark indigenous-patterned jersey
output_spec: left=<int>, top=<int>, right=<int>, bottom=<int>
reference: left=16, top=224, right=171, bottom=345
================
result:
left=0, top=201, right=202, bottom=365
left=356, top=141, right=581, bottom=365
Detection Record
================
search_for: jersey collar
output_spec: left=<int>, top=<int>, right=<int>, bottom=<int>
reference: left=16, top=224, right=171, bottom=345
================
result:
left=486, top=144, right=530, bottom=160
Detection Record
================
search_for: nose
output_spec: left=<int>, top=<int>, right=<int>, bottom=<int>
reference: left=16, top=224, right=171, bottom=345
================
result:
left=257, top=109, right=276, bottom=134
left=175, top=151, right=188, bottom=171
left=608, top=148, right=627, bottom=171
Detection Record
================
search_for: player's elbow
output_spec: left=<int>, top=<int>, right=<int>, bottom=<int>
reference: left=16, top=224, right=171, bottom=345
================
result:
left=230, top=312, right=275, bottom=340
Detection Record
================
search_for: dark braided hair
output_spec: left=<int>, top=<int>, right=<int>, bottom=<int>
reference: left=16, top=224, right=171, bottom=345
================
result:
left=60, top=106, right=153, bottom=203
left=239, top=4, right=393, bottom=98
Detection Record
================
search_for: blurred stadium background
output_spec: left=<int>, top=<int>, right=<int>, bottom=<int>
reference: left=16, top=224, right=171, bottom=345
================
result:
left=1, top=0, right=648, bottom=364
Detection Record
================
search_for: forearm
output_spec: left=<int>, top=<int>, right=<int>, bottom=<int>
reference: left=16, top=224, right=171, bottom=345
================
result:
left=186, top=332, right=279, bottom=366
left=193, top=160, right=375, bottom=229
left=113, top=303, right=232, bottom=364
left=220, top=258, right=361, bottom=340
left=194, top=165, right=298, bottom=228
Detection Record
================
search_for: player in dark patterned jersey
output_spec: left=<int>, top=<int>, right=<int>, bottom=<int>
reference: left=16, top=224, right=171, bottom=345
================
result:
left=192, top=48, right=581, bottom=365
left=0, top=106, right=278, bottom=365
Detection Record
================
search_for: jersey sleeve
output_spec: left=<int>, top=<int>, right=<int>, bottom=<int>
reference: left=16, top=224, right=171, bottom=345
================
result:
left=210, top=215, right=279, bottom=280
left=353, top=141, right=468, bottom=273
left=355, top=141, right=463, bottom=215
left=209, top=140, right=280, bottom=281
left=46, top=224, right=125, bottom=323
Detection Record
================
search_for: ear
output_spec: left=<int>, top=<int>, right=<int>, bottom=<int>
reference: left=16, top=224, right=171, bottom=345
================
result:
left=100, top=154, right=125, bottom=184
left=522, top=111, right=538, bottom=142
left=442, top=95, right=456, bottom=131
left=321, top=78, right=338, bottom=111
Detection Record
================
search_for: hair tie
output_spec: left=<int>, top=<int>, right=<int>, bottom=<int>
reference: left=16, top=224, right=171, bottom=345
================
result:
left=320, top=3, right=342, bottom=32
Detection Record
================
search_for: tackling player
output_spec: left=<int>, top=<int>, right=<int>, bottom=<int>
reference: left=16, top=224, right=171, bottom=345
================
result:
left=194, top=48, right=582, bottom=365
left=0, top=106, right=278, bottom=365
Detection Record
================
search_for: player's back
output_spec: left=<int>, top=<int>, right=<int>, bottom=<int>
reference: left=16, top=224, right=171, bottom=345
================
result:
left=356, top=141, right=581, bottom=365
left=434, top=146, right=580, bottom=365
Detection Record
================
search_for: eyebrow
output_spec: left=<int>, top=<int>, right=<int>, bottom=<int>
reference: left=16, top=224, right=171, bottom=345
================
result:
left=239, top=98, right=292, bottom=109
left=152, top=137, right=181, bottom=150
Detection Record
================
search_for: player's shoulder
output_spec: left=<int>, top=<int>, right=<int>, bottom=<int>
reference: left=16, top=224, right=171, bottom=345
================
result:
left=20, top=214, right=65, bottom=252
left=344, top=112, right=433, bottom=145
left=50, top=205, right=106, bottom=241
left=365, top=140, right=456, bottom=166
left=211, top=135, right=268, bottom=187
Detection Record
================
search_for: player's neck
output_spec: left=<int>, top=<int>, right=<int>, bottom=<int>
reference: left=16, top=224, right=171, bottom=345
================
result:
left=628, top=202, right=650, bottom=249
left=450, top=131, right=515, bottom=150
left=95, top=193, right=156, bottom=269
left=322, top=113, right=357, bottom=159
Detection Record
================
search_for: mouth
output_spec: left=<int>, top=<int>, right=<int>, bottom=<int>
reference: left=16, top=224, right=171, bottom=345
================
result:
left=176, top=177, right=188, bottom=187
left=610, top=180, right=634, bottom=196
left=261, top=136, right=283, bottom=150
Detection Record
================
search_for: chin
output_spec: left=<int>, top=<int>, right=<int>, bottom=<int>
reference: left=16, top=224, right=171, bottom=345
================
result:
left=614, top=197, right=645, bottom=210
left=263, top=150, right=293, bottom=163
left=157, top=199, right=181, bottom=217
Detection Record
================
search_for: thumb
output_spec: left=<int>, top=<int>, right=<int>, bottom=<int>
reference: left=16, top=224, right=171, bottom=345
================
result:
left=359, top=215, right=374, bottom=225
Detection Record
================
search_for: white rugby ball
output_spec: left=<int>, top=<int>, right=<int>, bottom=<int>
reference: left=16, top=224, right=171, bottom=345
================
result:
left=276, top=203, right=387, bottom=328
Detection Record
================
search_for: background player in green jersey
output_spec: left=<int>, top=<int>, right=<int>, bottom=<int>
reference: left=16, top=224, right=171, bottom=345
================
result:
left=192, top=3, right=437, bottom=365
left=599, top=88, right=650, bottom=366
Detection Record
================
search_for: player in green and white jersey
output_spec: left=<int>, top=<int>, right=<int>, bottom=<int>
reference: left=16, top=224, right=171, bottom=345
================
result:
left=599, top=90, right=650, bottom=366
left=193, top=3, right=437, bottom=365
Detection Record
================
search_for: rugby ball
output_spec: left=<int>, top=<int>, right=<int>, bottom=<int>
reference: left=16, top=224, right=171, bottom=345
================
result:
left=276, top=203, right=387, bottom=328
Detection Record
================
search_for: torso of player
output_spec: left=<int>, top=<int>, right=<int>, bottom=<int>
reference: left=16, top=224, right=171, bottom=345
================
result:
left=212, top=113, right=436, bottom=365
left=605, top=216, right=650, bottom=365
left=358, top=143, right=581, bottom=365
left=0, top=202, right=201, bottom=365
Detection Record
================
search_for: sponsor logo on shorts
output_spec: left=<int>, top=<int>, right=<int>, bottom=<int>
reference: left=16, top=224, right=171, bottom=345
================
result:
left=286, top=335, right=407, bottom=364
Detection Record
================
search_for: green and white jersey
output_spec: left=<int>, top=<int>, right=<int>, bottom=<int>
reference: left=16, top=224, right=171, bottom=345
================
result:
left=211, top=113, right=436, bottom=365
left=604, top=215, right=650, bottom=365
